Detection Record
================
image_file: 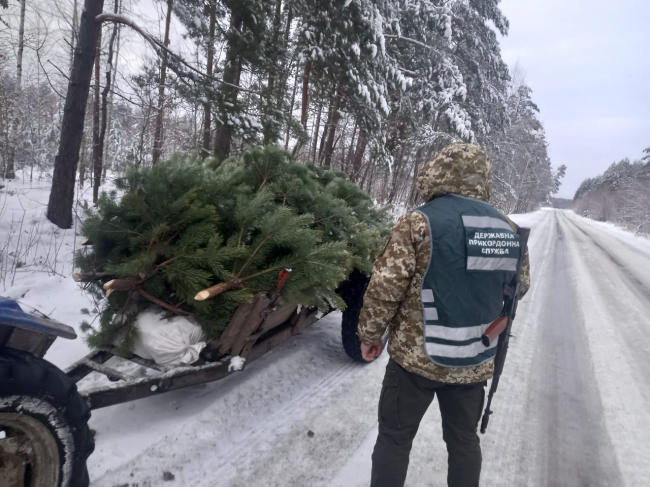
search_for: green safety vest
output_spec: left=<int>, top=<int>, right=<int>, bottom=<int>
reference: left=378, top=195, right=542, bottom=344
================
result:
left=416, top=194, right=521, bottom=367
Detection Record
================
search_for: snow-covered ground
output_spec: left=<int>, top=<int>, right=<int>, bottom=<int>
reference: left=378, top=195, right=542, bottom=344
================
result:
left=2, top=180, right=650, bottom=486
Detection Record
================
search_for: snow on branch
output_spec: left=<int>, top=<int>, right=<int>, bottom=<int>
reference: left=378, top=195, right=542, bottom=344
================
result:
left=384, top=35, right=439, bottom=53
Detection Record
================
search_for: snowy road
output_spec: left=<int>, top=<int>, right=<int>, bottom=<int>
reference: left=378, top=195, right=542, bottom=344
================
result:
left=70, top=210, right=650, bottom=486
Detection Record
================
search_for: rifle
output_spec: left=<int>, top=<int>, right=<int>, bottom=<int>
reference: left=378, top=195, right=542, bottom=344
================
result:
left=480, top=226, right=531, bottom=434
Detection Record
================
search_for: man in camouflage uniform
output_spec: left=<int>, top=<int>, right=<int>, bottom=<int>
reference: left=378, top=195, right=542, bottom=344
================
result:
left=358, top=143, right=530, bottom=487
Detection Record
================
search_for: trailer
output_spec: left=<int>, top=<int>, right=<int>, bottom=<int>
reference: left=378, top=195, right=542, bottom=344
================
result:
left=0, top=270, right=376, bottom=486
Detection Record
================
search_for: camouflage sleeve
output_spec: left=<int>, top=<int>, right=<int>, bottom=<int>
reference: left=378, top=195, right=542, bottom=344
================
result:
left=357, top=214, right=417, bottom=345
left=503, top=215, right=531, bottom=299
left=519, top=247, right=531, bottom=299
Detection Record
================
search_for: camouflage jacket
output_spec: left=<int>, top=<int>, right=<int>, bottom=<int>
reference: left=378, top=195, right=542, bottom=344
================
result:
left=358, top=144, right=531, bottom=384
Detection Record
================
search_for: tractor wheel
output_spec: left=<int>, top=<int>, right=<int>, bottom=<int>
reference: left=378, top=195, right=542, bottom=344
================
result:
left=339, top=270, right=387, bottom=363
left=0, top=348, right=94, bottom=487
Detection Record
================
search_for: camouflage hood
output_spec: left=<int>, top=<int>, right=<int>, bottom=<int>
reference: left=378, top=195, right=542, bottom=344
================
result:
left=415, top=143, right=491, bottom=203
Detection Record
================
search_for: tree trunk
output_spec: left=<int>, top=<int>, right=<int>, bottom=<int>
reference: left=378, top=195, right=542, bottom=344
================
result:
left=78, top=133, right=87, bottom=188
left=345, top=118, right=358, bottom=174
left=263, top=0, right=283, bottom=146
left=300, top=60, right=312, bottom=130
left=276, top=5, right=293, bottom=111
left=322, top=83, right=343, bottom=168
left=330, top=116, right=348, bottom=170
left=201, top=1, right=216, bottom=158
left=69, top=0, right=79, bottom=72
left=94, top=0, right=119, bottom=204
left=136, top=104, right=152, bottom=168
left=310, top=101, right=323, bottom=163
left=351, top=131, right=367, bottom=182
left=214, top=12, right=243, bottom=163
left=318, top=98, right=334, bottom=163
left=408, top=147, right=425, bottom=205
left=47, top=0, right=105, bottom=229
left=91, top=30, right=102, bottom=203
left=362, top=158, right=374, bottom=192
left=284, top=65, right=299, bottom=150
left=388, top=145, right=408, bottom=203
left=151, top=0, right=173, bottom=166
left=4, top=0, right=27, bottom=180
left=105, top=10, right=121, bottom=178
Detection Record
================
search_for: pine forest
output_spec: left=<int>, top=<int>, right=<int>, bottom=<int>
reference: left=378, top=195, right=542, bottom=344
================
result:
left=0, top=0, right=566, bottom=349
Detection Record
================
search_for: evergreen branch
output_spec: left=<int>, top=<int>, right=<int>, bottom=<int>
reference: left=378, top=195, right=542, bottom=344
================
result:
left=139, top=289, right=192, bottom=316
left=384, top=35, right=439, bottom=53
left=235, top=234, right=273, bottom=278
left=152, top=248, right=213, bottom=273
left=241, top=247, right=345, bottom=282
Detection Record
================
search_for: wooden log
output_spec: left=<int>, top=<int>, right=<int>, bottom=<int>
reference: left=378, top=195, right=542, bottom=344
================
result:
left=256, top=303, right=299, bottom=337
left=217, top=293, right=270, bottom=355
left=237, top=303, right=300, bottom=359
left=194, top=279, right=244, bottom=301
left=213, top=297, right=257, bottom=353
left=240, top=307, right=319, bottom=359
left=229, top=297, right=279, bottom=357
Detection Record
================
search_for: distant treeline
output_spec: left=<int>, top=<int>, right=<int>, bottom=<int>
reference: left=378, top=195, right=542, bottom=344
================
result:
left=573, top=148, right=650, bottom=233
left=551, top=198, right=572, bottom=210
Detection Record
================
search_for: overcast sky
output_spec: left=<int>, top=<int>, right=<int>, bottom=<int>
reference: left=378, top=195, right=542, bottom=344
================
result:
left=498, top=0, right=650, bottom=198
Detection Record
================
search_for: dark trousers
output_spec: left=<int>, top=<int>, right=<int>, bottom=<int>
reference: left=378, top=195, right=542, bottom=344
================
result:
left=370, top=359, right=486, bottom=487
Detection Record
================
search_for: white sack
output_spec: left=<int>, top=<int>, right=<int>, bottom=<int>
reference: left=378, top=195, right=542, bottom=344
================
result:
left=132, top=308, right=206, bottom=366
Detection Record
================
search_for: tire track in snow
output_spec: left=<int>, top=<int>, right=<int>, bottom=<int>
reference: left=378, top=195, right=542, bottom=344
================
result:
left=522, top=211, right=623, bottom=486
left=91, top=318, right=377, bottom=486
left=559, top=211, right=650, bottom=486
left=566, top=213, right=650, bottom=303
left=561, top=212, right=650, bottom=389
left=204, top=356, right=360, bottom=478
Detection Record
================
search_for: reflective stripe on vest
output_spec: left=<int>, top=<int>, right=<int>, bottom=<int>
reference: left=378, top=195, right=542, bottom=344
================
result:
left=422, top=288, right=499, bottom=367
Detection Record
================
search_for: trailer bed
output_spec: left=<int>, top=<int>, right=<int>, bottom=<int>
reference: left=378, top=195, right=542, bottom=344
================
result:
left=67, top=302, right=320, bottom=410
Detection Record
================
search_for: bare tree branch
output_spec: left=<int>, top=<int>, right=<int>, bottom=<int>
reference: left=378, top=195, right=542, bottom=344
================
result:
left=95, top=13, right=259, bottom=95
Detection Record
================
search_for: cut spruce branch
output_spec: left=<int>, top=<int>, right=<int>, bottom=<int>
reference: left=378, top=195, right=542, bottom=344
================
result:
left=101, top=278, right=191, bottom=315
left=195, top=279, right=244, bottom=302
left=95, top=13, right=259, bottom=95
left=103, top=278, right=144, bottom=292
left=194, top=245, right=347, bottom=303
